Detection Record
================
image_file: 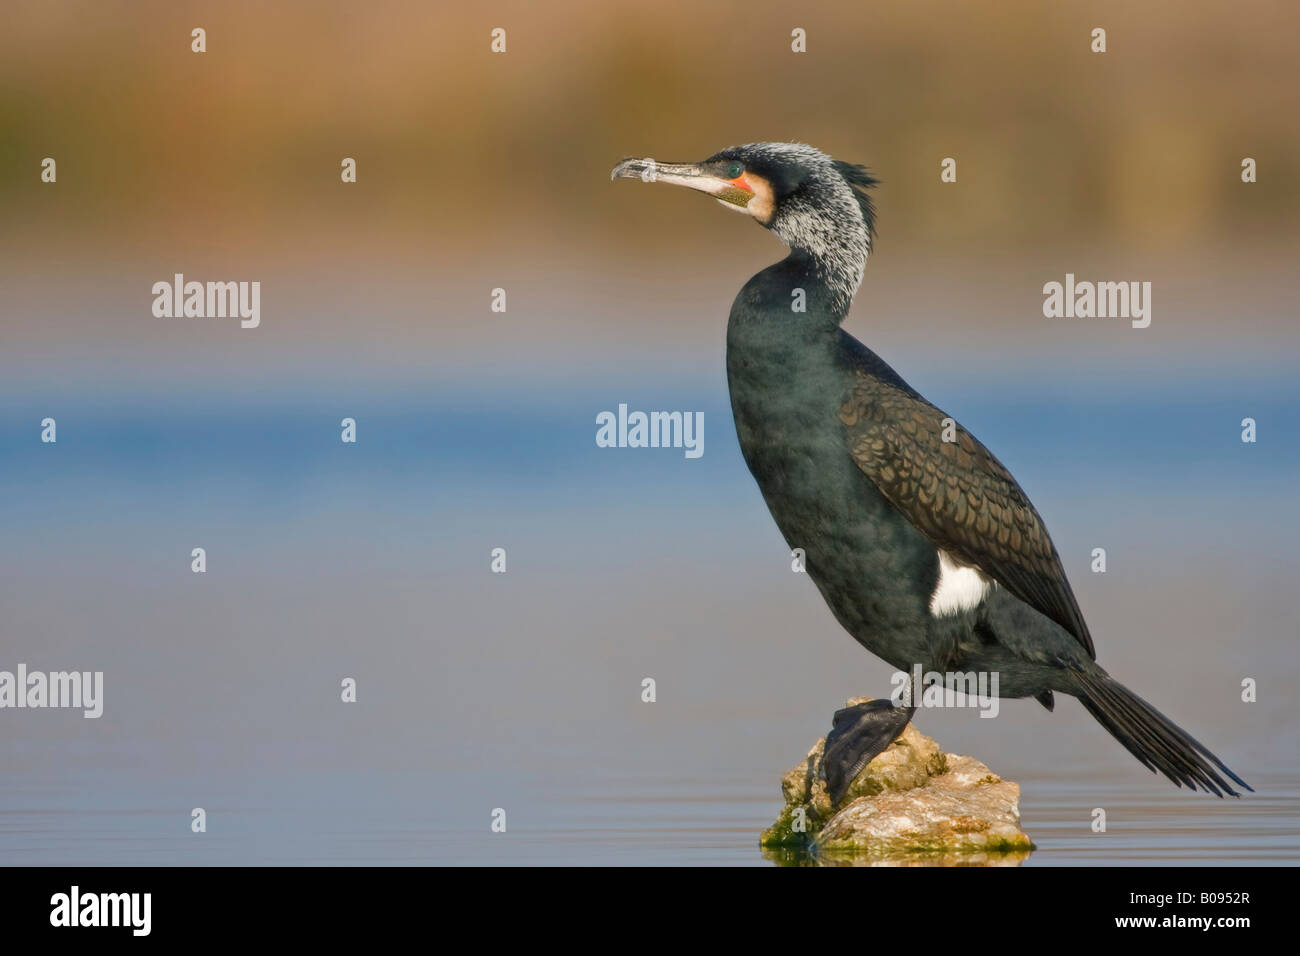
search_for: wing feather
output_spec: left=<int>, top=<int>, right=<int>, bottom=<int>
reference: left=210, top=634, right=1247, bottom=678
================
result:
left=838, top=342, right=1095, bottom=658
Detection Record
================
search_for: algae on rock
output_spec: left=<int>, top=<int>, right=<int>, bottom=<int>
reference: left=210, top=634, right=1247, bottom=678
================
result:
left=761, top=698, right=1035, bottom=864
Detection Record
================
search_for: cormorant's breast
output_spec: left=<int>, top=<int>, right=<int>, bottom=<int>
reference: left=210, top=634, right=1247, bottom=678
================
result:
left=723, top=258, right=938, bottom=662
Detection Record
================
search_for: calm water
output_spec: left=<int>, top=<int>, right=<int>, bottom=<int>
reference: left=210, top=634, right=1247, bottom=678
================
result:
left=3, top=769, right=1297, bottom=866
left=1, top=374, right=1296, bottom=865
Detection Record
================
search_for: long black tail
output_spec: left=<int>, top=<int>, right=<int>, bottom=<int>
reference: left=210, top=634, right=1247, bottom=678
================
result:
left=1072, top=669, right=1251, bottom=797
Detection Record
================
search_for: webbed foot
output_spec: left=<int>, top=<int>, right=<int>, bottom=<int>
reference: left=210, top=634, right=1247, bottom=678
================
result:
left=822, top=699, right=916, bottom=806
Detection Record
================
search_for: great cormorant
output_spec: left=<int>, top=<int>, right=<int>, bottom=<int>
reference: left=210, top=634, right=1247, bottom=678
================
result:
left=612, top=143, right=1249, bottom=803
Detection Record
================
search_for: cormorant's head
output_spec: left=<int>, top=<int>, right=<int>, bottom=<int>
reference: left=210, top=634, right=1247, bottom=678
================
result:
left=611, top=143, right=878, bottom=308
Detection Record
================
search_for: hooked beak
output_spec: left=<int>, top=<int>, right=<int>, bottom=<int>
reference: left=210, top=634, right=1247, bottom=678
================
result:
left=610, top=156, right=755, bottom=209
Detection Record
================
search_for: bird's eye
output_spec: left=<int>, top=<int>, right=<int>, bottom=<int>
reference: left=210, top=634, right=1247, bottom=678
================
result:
left=727, top=162, right=744, bottom=179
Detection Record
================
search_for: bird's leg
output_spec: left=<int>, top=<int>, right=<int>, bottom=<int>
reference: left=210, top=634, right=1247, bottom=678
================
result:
left=822, top=699, right=917, bottom=807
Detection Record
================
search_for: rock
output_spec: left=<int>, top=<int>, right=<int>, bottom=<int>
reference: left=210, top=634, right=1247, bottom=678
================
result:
left=760, top=698, right=1034, bottom=864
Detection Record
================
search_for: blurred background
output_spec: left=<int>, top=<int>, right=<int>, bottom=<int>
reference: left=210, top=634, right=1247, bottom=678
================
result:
left=0, top=0, right=1296, bottom=864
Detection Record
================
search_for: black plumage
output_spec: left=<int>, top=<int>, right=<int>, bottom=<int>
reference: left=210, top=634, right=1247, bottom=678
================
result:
left=612, top=143, right=1248, bottom=802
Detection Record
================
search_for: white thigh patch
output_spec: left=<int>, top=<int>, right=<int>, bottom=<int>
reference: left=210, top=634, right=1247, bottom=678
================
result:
left=929, top=549, right=994, bottom=617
